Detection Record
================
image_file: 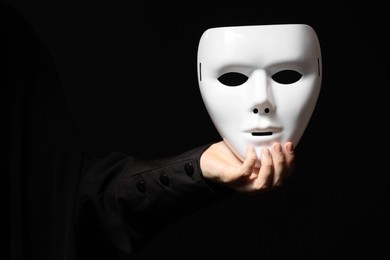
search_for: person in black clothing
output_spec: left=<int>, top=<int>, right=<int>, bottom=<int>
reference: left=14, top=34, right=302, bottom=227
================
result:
left=4, top=3, right=296, bottom=259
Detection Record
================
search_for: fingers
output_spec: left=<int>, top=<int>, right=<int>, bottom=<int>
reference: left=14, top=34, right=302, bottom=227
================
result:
left=252, top=148, right=274, bottom=190
left=270, top=143, right=285, bottom=186
left=283, top=142, right=295, bottom=178
left=251, top=142, right=295, bottom=193
left=240, top=145, right=257, bottom=178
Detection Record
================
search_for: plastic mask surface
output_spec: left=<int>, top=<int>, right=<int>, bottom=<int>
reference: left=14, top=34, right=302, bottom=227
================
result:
left=197, top=24, right=322, bottom=166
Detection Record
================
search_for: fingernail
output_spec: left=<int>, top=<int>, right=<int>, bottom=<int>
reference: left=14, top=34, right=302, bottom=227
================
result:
left=262, top=148, right=270, bottom=157
left=273, top=143, right=282, bottom=153
left=286, top=143, right=294, bottom=153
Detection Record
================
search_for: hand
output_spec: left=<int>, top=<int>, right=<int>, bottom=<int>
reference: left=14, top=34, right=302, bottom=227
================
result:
left=200, top=141, right=295, bottom=194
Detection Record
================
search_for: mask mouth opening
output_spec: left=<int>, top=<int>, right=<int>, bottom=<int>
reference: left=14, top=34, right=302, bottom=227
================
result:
left=252, top=132, right=273, bottom=136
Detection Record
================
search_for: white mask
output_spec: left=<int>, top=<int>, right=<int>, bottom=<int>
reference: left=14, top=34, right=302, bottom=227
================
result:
left=197, top=24, right=322, bottom=167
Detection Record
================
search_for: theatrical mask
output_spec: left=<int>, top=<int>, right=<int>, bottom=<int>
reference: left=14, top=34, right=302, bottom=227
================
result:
left=197, top=24, right=322, bottom=167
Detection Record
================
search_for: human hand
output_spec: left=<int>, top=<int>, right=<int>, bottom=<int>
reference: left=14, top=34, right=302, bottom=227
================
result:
left=200, top=141, right=295, bottom=194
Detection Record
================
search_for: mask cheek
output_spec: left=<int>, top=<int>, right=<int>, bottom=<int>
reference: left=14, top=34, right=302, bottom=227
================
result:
left=223, top=135, right=248, bottom=163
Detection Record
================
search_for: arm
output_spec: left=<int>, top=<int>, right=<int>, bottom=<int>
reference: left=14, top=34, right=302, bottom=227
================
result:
left=75, top=143, right=232, bottom=258
left=75, top=141, right=294, bottom=258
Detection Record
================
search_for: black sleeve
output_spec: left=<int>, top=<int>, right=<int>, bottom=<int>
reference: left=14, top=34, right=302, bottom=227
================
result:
left=75, top=145, right=234, bottom=258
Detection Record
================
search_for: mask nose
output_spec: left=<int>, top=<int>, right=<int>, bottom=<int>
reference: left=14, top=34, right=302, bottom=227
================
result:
left=253, top=106, right=271, bottom=115
left=249, top=69, right=274, bottom=115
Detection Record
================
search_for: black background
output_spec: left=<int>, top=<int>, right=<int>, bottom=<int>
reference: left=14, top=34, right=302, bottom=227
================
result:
left=5, top=1, right=389, bottom=259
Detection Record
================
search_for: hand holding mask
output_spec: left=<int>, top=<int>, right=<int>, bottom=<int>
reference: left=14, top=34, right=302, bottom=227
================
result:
left=197, top=24, right=322, bottom=167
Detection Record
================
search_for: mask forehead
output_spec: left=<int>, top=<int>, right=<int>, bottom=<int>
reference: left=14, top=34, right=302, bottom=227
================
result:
left=197, top=24, right=322, bottom=166
left=199, top=24, right=320, bottom=73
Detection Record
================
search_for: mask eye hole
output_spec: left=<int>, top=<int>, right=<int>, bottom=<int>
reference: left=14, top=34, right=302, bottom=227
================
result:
left=218, top=72, right=248, bottom=87
left=271, top=69, right=302, bottom=84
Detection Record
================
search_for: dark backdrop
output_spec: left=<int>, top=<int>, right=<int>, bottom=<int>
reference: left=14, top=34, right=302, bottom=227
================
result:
left=5, top=1, right=389, bottom=259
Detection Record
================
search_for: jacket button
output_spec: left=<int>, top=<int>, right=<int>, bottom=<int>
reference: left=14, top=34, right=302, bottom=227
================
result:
left=184, top=162, right=194, bottom=176
left=136, top=180, right=146, bottom=193
left=159, top=172, right=170, bottom=186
